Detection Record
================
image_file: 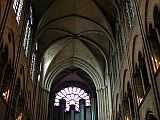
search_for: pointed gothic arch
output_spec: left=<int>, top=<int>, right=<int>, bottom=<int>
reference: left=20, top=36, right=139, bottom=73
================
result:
left=145, top=111, right=158, bottom=120
left=147, top=23, right=160, bottom=73
left=133, top=63, right=144, bottom=105
left=138, top=51, right=150, bottom=91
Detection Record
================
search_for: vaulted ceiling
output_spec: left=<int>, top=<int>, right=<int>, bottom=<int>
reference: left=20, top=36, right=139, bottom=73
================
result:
left=32, top=0, right=120, bottom=90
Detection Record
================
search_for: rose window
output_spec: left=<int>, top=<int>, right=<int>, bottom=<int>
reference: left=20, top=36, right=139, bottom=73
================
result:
left=54, top=86, right=90, bottom=112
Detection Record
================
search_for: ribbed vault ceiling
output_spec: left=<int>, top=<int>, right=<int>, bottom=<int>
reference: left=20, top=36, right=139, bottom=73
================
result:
left=33, top=0, right=118, bottom=90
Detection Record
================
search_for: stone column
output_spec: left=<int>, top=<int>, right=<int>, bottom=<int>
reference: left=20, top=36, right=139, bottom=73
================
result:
left=96, top=89, right=102, bottom=120
left=101, top=88, right=105, bottom=120
left=59, top=99, right=66, bottom=120
left=38, top=88, right=50, bottom=120
left=44, top=90, right=49, bottom=120
left=91, top=96, right=96, bottom=120
left=70, top=105, right=75, bottom=120
left=97, top=87, right=110, bottom=120
left=79, top=99, right=85, bottom=120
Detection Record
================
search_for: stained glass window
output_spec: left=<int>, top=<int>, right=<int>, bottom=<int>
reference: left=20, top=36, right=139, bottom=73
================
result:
left=23, top=7, right=33, bottom=57
left=30, top=52, right=36, bottom=80
left=54, top=86, right=90, bottom=112
left=124, top=0, right=134, bottom=29
left=13, top=0, right=24, bottom=24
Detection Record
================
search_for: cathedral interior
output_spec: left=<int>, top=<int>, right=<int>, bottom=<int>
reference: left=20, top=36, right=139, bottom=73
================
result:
left=0, top=0, right=160, bottom=120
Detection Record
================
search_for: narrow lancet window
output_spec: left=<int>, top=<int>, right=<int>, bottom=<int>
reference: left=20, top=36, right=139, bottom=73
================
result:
left=13, top=0, right=24, bottom=24
left=124, top=0, right=134, bottom=29
left=23, top=7, right=33, bottom=57
left=30, top=52, right=36, bottom=80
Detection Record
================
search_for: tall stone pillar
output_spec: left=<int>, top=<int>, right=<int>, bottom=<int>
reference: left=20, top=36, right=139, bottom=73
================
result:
left=44, top=90, right=49, bottom=120
left=59, top=99, right=66, bottom=120
left=70, top=105, right=75, bottom=120
left=38, top=88, right=50, bottom=120
left=96, top=89, right=102, bottom=120
left=91, top=96, right=96, bottom=120
left=79, top=99, right=85, bottom=120
left=48, top=97, right=54, bottom=120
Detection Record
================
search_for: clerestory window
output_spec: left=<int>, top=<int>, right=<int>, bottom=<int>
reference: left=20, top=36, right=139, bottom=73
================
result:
left=23, top=7, right=33, bottom=57
left=13, top=0, right=24, bottom=24
left=124, top=0, right=134, bottom=29
left=30, top=52, right=36, bottom=80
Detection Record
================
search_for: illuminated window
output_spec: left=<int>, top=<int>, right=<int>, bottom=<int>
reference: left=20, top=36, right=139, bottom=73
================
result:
left=13, top=0, right=24, bottom=24
left=124, top=0, right=134, bottom=29
left=54, top=86, right=90, bottom=112
left=137, top=96, right=143, bottom=105
left=23, top=7, right=33, bottom=57
left=152, top=57, right=160, bottom=72
left=30, top=52, right=36, bottom=80
left=2, top=90, right=9, bottom=102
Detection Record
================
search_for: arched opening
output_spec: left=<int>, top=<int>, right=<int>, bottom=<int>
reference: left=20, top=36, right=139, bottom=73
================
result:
left=148, top=24, right=160, bottom=72
left=123, top=92, right=131, bottom=120
left=153, top=6, right=160, bottom=28
left=148, top=114, right=157, bottom=120
left=1, top=62, right=14, bottom=103
left=146, top=112, right=158, bottom=120
left=127, top=83, right=135, bottom=119
left=48, top=67, right=97, bottom=120
left=133, top=64, right=144, bottom=105
left=138, top=51, right=150, bottom=91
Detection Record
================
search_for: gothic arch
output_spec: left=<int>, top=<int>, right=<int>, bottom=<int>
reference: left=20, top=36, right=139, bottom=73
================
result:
left=147, top=23, right=160, bottom=72
left=145, top=110, right=158, bottom=120
left=138, top=51, right=150, bottom=91
left=145, top=0, right=160, bottom=34
left=153, top=5, right=160, bottom=27
left=4, top=28, right=15, bottom=66
left=16, top=92, right=25, bottom=120
left=132, top=35, right=139, bottom=69
left=0, top=28, right=16, bottom=103
left=1, top=49, right=14, bottom=103
left=133, top=63, right=144, bottom=105
left=44, top=58, right=103, bottom=90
